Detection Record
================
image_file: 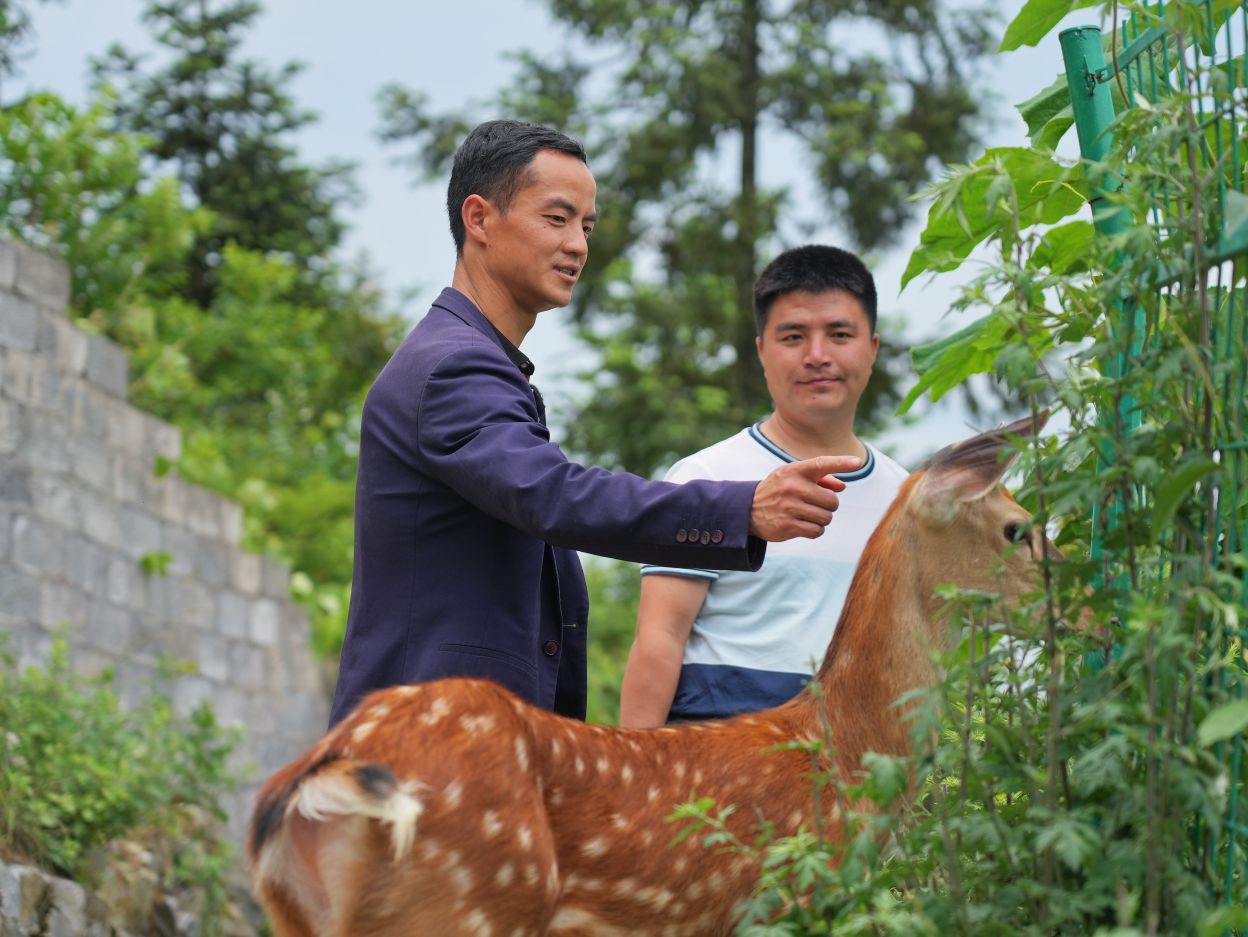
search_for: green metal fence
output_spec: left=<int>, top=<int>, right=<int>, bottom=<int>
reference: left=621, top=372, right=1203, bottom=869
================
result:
left=1061, top=0, right=1248, bottom=912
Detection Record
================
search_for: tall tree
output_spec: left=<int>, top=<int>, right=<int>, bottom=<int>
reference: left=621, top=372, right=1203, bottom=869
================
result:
left=92, top=0, right=352, bottom=309
left=379, top=0, right=992, bottom=475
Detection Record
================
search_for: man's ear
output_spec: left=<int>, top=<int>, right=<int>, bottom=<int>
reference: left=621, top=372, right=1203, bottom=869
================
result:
left=461, top=194, right=492, bottom=248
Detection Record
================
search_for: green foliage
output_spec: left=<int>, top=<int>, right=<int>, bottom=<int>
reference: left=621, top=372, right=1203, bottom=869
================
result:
left=583, top=558, right=642, bottom=726
left=0, top=639, right=238, bottom=932
left=677, top=2, right=1248, bottom=931
left=379, top=0, right=993, bottom=475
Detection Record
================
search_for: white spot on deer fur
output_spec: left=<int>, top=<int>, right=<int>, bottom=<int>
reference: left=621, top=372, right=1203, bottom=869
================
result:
left=621, top=764, right=634, bottom=784
left=595, top=755, right=610, bottom=773
left=639, top=829, right=654, bottom=846
left=673, top=857, right=688, bottom=874
left=551, top=737, right=562, bottom=758
left=647, top=785, right=660, bottom=803
left=524, top=863, right=539, bottom=885
left=461, top=714, right=496, bottom=734
left=627, top=739, right=642, bottom=754
left=465, top=909, right=492, bottom=937
left=517, top=824, right=533, bottom=850
left=692, top=769, right=703, bottom=785
left=350, top=719, right=378, bottom=745
left=640, top=886, right=674, bottom=910
left=687, top=881, right=703, bottom=899
left=550, top=789, right=565, bottom=806
left=447, top=851, right=472, bottom=894
left=419, top=840, right=441, bottom=862
left=515, top=737, right=529, bottom=770
left=496, top=862, right=514, bottom=887
left=581, top=836, right=607, bottom=858
left=574, top=756, right=585, bottom=775
left=707, top=871, right=725, bottom=893
left=369, top=703, right=392, bottom=719
left=444, top=780, right=463, bottom=809
left=611, top=814, right=628, bottom=830
left=420, top=697, right=451, bottom=726
left=674, top=761, right=686, bottom=779
left=482, top=810, right=503, bottom=837
left=787, top=810, right=803, bottom=830
left=547, top=867, right=559, bottom=897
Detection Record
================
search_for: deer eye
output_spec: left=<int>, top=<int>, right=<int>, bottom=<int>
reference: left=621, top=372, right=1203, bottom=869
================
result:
left=1004, top=522, right=1029, bottom=544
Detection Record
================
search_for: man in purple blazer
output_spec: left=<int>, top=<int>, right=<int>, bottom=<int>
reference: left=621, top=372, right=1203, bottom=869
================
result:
left=328, top=120, right=861, bottom=726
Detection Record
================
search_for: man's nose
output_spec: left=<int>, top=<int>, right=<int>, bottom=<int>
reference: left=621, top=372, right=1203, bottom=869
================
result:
left=804, top=337, right=832, bottom=365
left=564, top=227, right=589, bottom=257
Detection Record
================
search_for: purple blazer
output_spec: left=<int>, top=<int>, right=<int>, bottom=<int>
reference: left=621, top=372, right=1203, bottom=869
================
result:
left=328, top=288, right=764, bottom=725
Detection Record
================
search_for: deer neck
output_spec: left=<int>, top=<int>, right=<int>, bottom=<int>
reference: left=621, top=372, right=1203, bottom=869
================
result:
left=795, top=524, right=939, bottom=777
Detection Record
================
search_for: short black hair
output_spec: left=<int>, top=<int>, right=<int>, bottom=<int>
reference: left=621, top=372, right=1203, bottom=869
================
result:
left=753, top=245, right=878, bottom=335
left=447, top=119, right=588, bottom=256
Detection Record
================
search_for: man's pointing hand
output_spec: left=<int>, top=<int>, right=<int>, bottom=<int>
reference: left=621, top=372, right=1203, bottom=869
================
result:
left=749, top=456, right=863, bottom=542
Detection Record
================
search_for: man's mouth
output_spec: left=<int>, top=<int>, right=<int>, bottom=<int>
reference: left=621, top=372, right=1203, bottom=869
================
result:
left=555, top=265, right=580, bottom=283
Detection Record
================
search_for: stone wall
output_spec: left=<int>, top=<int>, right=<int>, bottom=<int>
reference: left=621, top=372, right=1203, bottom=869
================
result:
left=0, top=240, right=330, bottom=844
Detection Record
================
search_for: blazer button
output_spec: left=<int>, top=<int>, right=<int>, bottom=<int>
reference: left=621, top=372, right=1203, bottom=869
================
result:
left=543, top=640, right=560, bottom=656
left=688, top=528, right=699, bottom=541
left=711, top=529, right=724, bottom=543
left=676, top=529, right=688, bottom=543
left=700, top=530, right=711, bottom=545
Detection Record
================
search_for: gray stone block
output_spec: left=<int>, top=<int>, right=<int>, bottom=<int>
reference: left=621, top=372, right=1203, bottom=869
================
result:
left=85, top=602, right=131, bottom=655
left=170, top=576, right=214, bottom=630
left=0, top=464, right=31, bottom=503
left=196, top=632, right=230, bottom=683
left=157, top=475, right=188, bottom=526
left=196, top=538, right=229, bottom=588
left=231, top=552, right=261, bottom=596
left=159, top=524, right=196, bottom=577
left=118, top=506, right=162, bottom=561
left=226, top=640, right=267, bottom=689
left=0, top=560, right=41, bottom=620
left=0, top=243, right=17, bottom=292
left=152, top=420, right=180, bottom=462
left=216, top=591, right=249, bottom=639
left=12, top=513, right=62, bottom=575
left=31, top=475, right=79, bottom=530
left=220, top=501, right=243, bottom=546
left=249, top=598, right=280, bottom=647
left=83, top=332, right=129, bottom=397
left=69, top=437, right=111, bottom=492
left=260, top=556, right=291, bottom=598
left=75, top=386, right=109, bottom=438
left=24, top=421, right=71, bottom=473
left=0, top=398, right=20, bottom=454
left=186, top=488, right=222, bottom=539
left=0, top=510, right=8, bottom=560
left=105, top=555, right=145, bottom=609
left=172, top=673, right=213, bottom=715
left=41, top=314, right=88, bottom=377
left=0, top=292, right=39, bottom=353
left=41, top=581, right=86, bottom=631
left=81, top=496, right=121, bottom=547
left=13, top=243, right=70, bottom=310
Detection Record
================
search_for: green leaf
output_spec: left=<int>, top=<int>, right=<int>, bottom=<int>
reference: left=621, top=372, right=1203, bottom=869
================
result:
left=1198, top=700, right=1248, bottom=747
left=1016, top=74, right=1070, bottom=143
left=1218, top=189, right=1248, bottom=258
left=139, top=551, right=174, bottom=576
left=902, top=148, right=1088, bottom=288
left=1032, top=220, right=1095, bottom=274
left=1150, top=457, right=1219, bottom=537
left=999, top=0, right=1101, bottom=52
left=900, top=311, right=1006, bottom=413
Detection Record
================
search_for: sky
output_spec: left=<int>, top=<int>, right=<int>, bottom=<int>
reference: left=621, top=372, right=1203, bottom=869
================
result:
left=15, top=0, right=1103, bottom=466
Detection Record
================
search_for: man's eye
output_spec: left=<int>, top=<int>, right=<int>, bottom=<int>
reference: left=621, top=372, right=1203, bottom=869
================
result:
left=547, top=215, right=566, bottom=224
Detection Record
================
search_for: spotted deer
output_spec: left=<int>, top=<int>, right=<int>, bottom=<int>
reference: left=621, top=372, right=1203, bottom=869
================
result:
left=247, top=414, right=1059, bottom=937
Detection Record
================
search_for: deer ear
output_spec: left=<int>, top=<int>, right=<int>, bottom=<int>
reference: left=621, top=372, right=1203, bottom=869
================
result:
left=915, top=410, right=1049, bottom=522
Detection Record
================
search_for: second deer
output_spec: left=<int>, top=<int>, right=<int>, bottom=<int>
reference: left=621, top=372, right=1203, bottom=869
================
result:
left=248, top=413, right=1062, bottom=937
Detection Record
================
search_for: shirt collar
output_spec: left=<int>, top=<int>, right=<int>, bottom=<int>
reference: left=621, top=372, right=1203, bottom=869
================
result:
left=432, top=287, right=536, bottom=379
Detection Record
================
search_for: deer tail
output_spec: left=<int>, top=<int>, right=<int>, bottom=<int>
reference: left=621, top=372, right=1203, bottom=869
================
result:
left=248, top=757, right=425, bottom=937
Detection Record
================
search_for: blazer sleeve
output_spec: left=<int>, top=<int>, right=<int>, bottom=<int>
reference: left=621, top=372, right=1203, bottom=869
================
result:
left=417, top=342, right=765, bottom=571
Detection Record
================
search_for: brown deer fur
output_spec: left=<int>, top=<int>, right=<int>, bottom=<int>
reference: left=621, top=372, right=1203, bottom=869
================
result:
left=247, top=414, right=1054, bottom=937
